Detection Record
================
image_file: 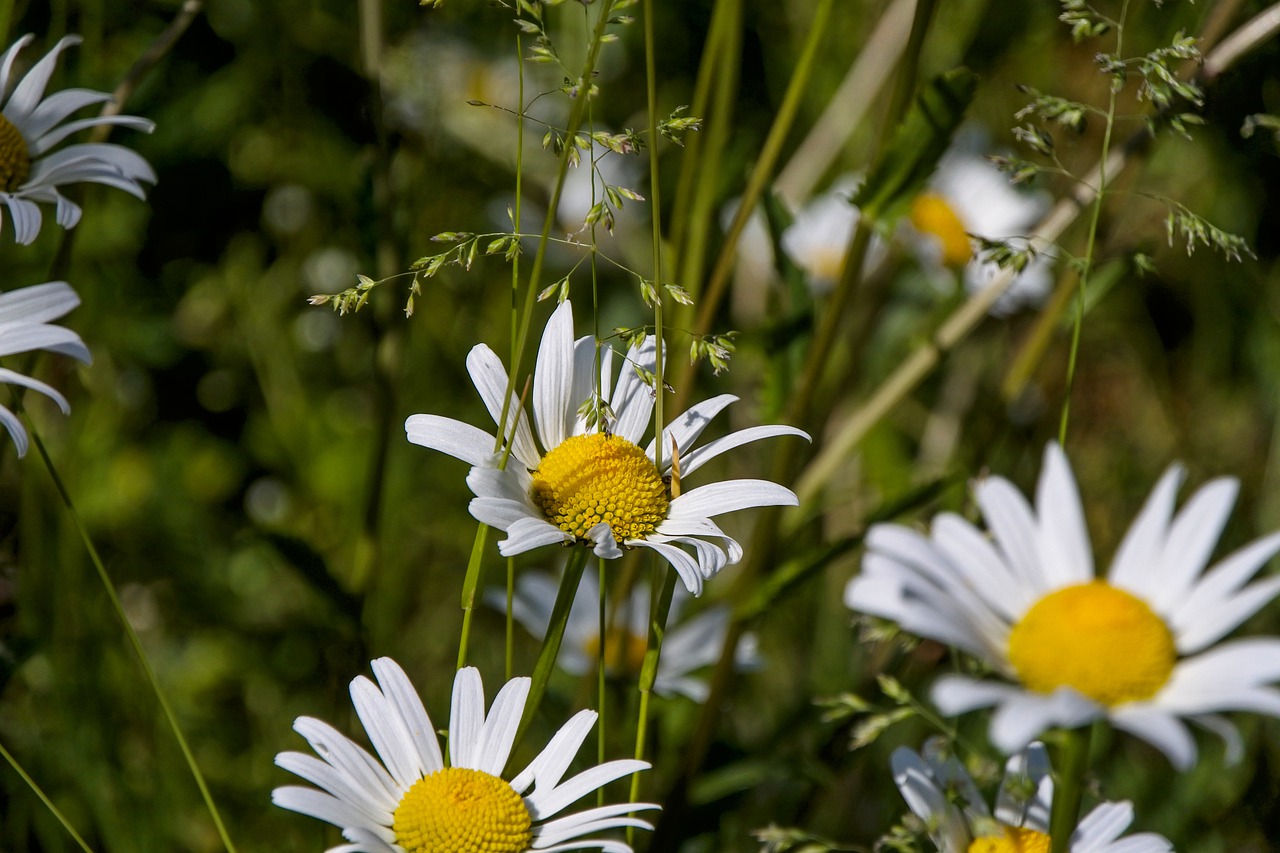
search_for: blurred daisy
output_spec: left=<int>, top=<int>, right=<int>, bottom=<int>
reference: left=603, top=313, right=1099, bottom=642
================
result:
left=893, top=739, right=1172, bottom=853
left=274, top=658, right=657, bottom=853
left=0, top=281, right=90, bottom=456
left=486, top=568, right=760, bottom=701
left=847, top=443, right=1280, bottom=770
left=0, top=34, right=156, bottom=244
left=406, top=300, right=808, bottom=595
left=908, top=135, right=1053, bottom=314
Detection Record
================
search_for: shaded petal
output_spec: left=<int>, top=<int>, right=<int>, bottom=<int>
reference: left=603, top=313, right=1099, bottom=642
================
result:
left=511, top=709, right=595, bottom=795
left=646, top=394, right=736, bottom=462
left=0, top=280, right=78, bottom=324
left=3, top=35, right=80, bottom=125
left=1108, top=705, right=1196, bottom=770
left=405, top=413, right=496, bottom=467
left=271, top=787, right=394, bottom=841
left=533, top=300, right=575, bottom=450
left=472, top=677, right=529, bottom=775
left=608, top=336, right=656, bottom=444
left=525, top=759, right=650, bottom=820
left=494, top=516, right=571, bottom=555
left=369, top=658, right=443, bottom=775
left=631, top=538, right=703, bottom=596
left=675, top=425, right=810, bottom=479
left=466, top=344, right=540, bottom=467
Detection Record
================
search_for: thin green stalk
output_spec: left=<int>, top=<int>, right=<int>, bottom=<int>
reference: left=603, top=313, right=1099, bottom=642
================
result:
left=506, top=555, right=515, bottom=680
left=1050, top=726, right=1094, bottom=853
left=643, top=0, right=665, bottom=471
left=0, top=738, right=96, bottom=853
left=517, top=547, right=590, bottom=739
left=596, top=558, right=607, bottom=807
left=456, top=524, right=491, bottom=670
left=25, top=425, right=237, bottom=853
left=1060, top=0, right=1129, bottom=445
left=627, top=561, right=676, bottom=844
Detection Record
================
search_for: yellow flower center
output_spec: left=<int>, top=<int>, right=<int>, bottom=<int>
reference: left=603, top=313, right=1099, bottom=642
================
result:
left=910, top=192, right=972, bottom=266
left=393, top=767, right=532, bottom=853
left=584, top=628, right=649, bottom=676
left=968, top=827, right=1051, bottom=853
left=531, top=433, right=669, bottom=542
left=1007, top=581, right=1176, bottom=706
left=0, top=114, right=31, bottom=193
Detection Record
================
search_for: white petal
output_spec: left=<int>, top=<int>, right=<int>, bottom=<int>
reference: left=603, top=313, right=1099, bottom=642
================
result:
left=471, top=497, right=539, bottom=531
left=495, top=516, right=572, bottom=555
left=405, top=414, right=497, bottom=467
left=0, top=280, right=79, bottom=324
left=0, top=369, right=70, bottom=414
left=1107, top=465, right=1182, bottom=592
left=525, top=759, right=650, bottom=819
left=630, top=538, right=703, bottom=596
left=675, top=425, right=810, bottom=479
left=1151, top=477, right=1238, bottom=614
left=349, top=676, right=421, bottom=790
left=274, top=751, right=392, bottom=824
left=646, top=393, right=737, bottom=461
left=0, top=404, right=29, bottom=456
left=465, top=344, right=541, bottom=466
left=533, top=802, right=659, bottom=847
left=271, top=787, right=394, bottom=842
left=449, top=667, right=486, bottom=770
left=666, top=479, right=797, bottom=521
left=1036, top=443, right=1093, bottom=587
left=369, top=658, right=443, bottom=775
left=994, top=743, right=1052, bottom=833
left=986, top=689, right=1098, bottom=755
left=293, top=717, right=400, bottom=806
left=1108, top=705, right=1196, bottom=770
left=533, top=300, right=575, bottom=450
left=472, top=676, right=529, bottom=775
left=608, top=336, right=657, bottom=444
left=3, top=35, right=80, bottom=124
left=587, top=521, right=623, bottom=559
left=511, top=709, right=596, bottom=794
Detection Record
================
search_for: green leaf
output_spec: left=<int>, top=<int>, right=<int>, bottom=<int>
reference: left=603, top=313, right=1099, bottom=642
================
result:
left=852, top=67, right=978, bottom=224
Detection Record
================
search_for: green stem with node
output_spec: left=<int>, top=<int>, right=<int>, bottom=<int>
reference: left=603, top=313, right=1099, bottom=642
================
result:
left=1050, top=725, right=1094, bottom=853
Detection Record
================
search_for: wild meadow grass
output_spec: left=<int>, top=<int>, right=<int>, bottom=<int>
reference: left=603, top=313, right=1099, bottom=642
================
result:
left=2, top=1, right=1280, bottom=851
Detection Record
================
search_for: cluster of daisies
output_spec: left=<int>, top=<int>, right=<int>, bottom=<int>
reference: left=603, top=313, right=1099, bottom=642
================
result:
left=0, top=34, right=155, bottom=455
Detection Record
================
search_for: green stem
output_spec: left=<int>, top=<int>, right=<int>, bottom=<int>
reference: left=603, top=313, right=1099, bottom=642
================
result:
left=643, top=0, right=665, bottom=471
left=26, top=426, right=237, bottom=853
left=1050, top=726, right=1094, bottom=853
left=628, top=561, right=676, bottom=843
left=456, top=524, right=491, bottom=670
left=0, top=738, right=96, bottom=853
left=517, top=547, right=590, bottom=738
left=596, top=558, right=607, bottom=806
left=1059, top=0, right=1128, bottom=445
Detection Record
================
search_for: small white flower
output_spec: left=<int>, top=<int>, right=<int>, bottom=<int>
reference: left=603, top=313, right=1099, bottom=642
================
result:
left=487, top=568, right=760, bottom=702
left=0, top=35, right=156, bottom=244
left=405, top=300, right=808, bottom=595
left=274, top=658, right=658, bottom=853
left=893, top=739, right=1172, bottom=853
left=848, top=443, right=1280, bottom=770
left=780, top=174, right=863, bottom=291
left=0, top=281, right=90, bottom=456
left=908, top=134, right=1053, bottom=314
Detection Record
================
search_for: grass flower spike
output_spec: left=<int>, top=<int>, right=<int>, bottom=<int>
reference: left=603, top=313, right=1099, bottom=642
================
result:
left=893, top=739, right=1172, bottom=853
left=0, top=34, right=156, bottom=244
left=273, top=658, right=657, bottom=853
left=406, top=300, right=808, bottom=595
left=487, top=569, right=760, bottom=701
left=0, top=281, right=90, bottom=456
left=847, top=443, right=1280, bottom=769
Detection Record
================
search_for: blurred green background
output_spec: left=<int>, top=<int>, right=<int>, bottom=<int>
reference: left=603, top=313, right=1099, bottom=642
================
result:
left=2, top=0, right=1280, bottom=850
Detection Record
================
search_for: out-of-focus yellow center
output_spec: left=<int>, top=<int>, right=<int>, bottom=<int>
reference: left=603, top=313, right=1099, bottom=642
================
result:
left=0, top=115, right=31, bottom=192
left=585, top=628, right=649, bottom=676
left=393, top=767, right=532, bottom=853
left=968, top=826, right=1051, bottom=853
left=531, top=433, right=669, bottom=542
left=1007, top=581, right=1176, bottom=706
left=910, top=192, right=972, bottom=266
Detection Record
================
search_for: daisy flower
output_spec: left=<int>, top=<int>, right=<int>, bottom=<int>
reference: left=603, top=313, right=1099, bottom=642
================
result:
left=780, top=174, right=864, bottom=292
left=274, top=658, right=657, bottom=853
left=486, top=568, right=760, bottom=701
left=893, top=738, right=1172, bottom=853
left=0, top=34, right=156, bottom=245
left=0, top=281, right=90, bottom=457
left=846, top=443, right=1280, bottom=770
left=405, top=300, right=808, bottom=595
left=907, top=133, right=1053, bottom=314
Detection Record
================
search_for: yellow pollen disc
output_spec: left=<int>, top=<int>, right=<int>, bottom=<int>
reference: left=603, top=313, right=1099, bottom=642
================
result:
left=0, top=115, right=31, bottom=193
left=910, top=192, right=972, bottom=266
left=585, top=628, right=649, bottom=676
left=1007, top=581, right=1175, bottom=706
left=531, top=433, right=669, bottom=542
left=968, top=827, right=1051, bottom=853
left=393, top=767, right=532, bottom=853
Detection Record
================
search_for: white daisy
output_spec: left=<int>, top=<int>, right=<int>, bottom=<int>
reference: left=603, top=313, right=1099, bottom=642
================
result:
left=0, top=280, right=90, bottom=456
left=486, top=568, right=760, bottom=702
left=907, top=133, right=1054, bottom=314
left=405, top=300, right=808, bottom=595
left=274, top=658, right=658, bottom=853
left=780, top=174, right=863, bottom=292
left=893, top=738, right=1172, bottom=853
left=846, top=443, right=1280, bottom=770
left=0, top=34, right=156, bottom=245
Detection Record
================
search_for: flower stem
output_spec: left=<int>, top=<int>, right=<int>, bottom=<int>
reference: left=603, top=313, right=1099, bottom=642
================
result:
left=517, top=547, right=590, bottom=738
left=628, top=559, right=676, bottom=842
left=1050, top=725, right=1094, bottom=853
left=24, top=425, right=238, bottom=853
left=0, top=738, right=96, bottom=853
left=643, top=0, right=665, bottom=471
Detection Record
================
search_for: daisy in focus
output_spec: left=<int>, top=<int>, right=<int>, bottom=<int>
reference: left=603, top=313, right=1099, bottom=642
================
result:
left=906, top=135, right=1054, bottom=314
left=274, top=658, right=657, bottom=853
left=0, top=281, right=90, bottom=456
left=486, top=568, right=759, bottom=701
left=405, top=300, right=808, bottom=595
left=846, top=443, right=1280, bottom=770
left=0, top=34, right=156, bottom=244
left=893, top=739, right=1172, bottom=853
